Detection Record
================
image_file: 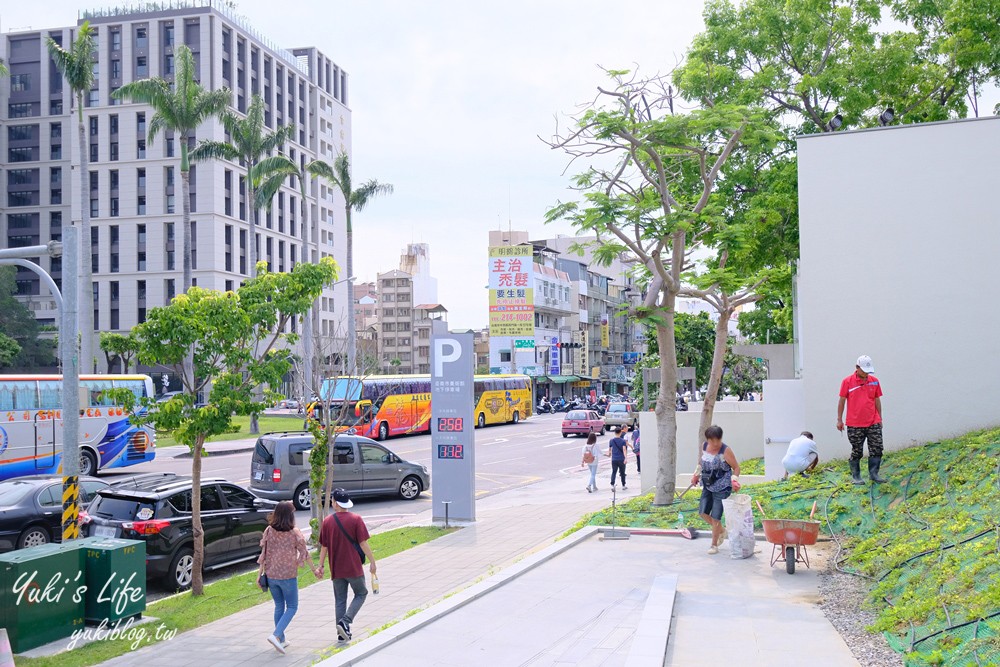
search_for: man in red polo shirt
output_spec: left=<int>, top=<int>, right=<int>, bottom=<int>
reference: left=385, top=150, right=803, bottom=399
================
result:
left=837, top=354, right=885, bottom=484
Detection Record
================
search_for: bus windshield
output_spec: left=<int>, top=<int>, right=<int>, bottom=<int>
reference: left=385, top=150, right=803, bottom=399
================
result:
left=320, top=378, right=364, bottom=402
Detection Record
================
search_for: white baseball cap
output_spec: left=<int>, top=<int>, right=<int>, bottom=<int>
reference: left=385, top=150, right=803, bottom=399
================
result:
left=856, top=355, right=875, bottom=374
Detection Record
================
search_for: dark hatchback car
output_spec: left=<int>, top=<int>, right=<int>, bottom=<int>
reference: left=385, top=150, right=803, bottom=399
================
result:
left=81, top=473, right=276, bottom=590
left=0, top=476, right=109, bottom=552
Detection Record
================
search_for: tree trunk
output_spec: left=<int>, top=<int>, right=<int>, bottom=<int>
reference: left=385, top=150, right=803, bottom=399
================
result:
left=653, top=293, right=680, bottom=505
left=180, top=139, right=193, bottom=293
left=345, top=208, right=355, bottom=373
left=77, top=93, right=94, bottom=373
left=190, top=433, right=205, bottom=596
left=248, top=178, right=258, bottom=280
left=698, top=309, right=733, bottom=453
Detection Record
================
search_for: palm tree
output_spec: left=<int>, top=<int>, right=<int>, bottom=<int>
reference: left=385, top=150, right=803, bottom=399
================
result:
left=191, top=94, right=295, bottom=279
left=113, top=45, right=230, bottom=292
left=255, top=155, right=319, bottom=398
left=308, top=154, right=392, bottom=372
left=47, top=22, right=96, bottom=372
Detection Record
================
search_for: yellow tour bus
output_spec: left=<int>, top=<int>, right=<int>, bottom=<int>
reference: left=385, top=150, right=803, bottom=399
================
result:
left=309, top=374, right=532, bottom=440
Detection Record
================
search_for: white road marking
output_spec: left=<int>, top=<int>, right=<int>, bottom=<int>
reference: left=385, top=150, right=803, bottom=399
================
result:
left=544, top=442, right=569, bottom=448
left=481, top=456, right=526, bottom=466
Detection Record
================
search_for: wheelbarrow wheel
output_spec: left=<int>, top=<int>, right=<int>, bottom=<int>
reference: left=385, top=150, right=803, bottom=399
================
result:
left=786, top=546, right=796, bottom=574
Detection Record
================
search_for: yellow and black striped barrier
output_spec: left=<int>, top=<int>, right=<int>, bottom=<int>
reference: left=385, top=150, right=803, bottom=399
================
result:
left=62, top=476, right=80, bottom=541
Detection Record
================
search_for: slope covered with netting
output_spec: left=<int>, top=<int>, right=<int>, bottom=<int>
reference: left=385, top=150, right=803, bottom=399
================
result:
left=585, top=428, right=1000, bottom=666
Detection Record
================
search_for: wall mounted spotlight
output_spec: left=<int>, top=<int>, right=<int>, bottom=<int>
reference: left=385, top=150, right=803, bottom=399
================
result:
left=878, top=107, right=895, bottom=126
left=824, top=114, right=844, bottom=132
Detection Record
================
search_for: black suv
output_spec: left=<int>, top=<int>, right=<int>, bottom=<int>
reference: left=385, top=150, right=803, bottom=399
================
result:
left=81, top=473, right=276, bottom=590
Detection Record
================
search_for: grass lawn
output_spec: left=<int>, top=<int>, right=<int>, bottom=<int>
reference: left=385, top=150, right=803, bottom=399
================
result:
left=18, top=525, right=457, bottom=667
left=155, top=414, right=306, bottom=448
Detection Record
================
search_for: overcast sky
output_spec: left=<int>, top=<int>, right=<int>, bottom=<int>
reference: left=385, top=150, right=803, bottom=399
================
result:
left=1, top=0, right=707, bottom=329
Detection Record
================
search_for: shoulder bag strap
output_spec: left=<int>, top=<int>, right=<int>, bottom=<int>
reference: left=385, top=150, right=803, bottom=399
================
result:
left=333, top=513, right=359, bottom=546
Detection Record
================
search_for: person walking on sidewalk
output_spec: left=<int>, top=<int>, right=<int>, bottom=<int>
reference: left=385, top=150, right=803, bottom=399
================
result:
left=691, top=425, right=741, bottom=555
left=628, top=425, right=640, bottom=474
left=837, top=354, right=886, bottom=485
left=580, top=432, right=601, bottom=492
left=258, top=501, right=311, bottom=654
left=314, top=488, right=377, bottom=643
left=607, top=426, right=629, bottom=490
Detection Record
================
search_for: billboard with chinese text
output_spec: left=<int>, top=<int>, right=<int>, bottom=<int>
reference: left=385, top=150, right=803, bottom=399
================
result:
left=488, top=246, right=535, bottom=337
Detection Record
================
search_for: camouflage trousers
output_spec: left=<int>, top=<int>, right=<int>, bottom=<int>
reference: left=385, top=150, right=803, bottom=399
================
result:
left=847, top=423, right=883, bottom=460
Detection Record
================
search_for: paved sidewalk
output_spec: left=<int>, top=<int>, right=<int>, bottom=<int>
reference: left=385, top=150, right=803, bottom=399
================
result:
left=95, top=468, right=618, bottom=666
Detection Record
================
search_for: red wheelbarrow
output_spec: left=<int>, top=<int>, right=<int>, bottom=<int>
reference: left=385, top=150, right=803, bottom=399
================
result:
left=756, top=500, right=821, bottom=574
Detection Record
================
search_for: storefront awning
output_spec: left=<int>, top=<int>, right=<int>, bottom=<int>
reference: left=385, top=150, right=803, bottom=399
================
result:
left=545, top=375, right=580, bottom=384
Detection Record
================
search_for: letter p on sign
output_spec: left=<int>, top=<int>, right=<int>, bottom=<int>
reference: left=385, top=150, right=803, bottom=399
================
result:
left=433, top=339, right=461, bottom=377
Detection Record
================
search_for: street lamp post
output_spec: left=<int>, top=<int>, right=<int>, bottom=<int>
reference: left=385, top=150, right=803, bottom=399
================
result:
left=0, top=234, right=79, bottom=541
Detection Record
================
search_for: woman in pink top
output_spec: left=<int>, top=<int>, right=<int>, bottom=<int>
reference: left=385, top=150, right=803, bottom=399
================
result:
left=258, top=501, right=312, bottom=654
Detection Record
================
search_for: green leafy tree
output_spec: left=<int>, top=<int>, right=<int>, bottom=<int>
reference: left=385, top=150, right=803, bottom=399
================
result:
left=47, top=22, right=96, bottom=372
left=99, top=332, right=137, bottom=373
left=737, top=287, right=793, bottom=345
left=0, top=334, right=19, bottom=367
left=190, top=94, right=295, bottom=280
left=0, top=267, right=57, bottom=369
left=117, top=258, right=338, bottom=596
left=113, top=45, right=231, bottom=292
left=309, top=154, right=393, bottom=372
left=546, top=70, right=760, bottom=504
left=721, top=351, right=768, bottom=400
left=645, top=312, right=716, bottom=388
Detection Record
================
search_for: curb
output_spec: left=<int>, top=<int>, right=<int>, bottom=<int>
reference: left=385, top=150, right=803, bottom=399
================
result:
left=318, top=525, right=601, bottom=666
left=175, top=445, right=256, bottom=459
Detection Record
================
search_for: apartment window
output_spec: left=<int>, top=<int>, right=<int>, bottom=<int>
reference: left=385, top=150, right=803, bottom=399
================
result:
left=225, top=224, right=233, bottom=271
left=93, top=284, right=99, bottom=329
left=90, top=144, right=98, bottom=162
left=10, top=74, right=30, bottom=92
left=137, top=168, right=146, bottom=188
left=239, top=229, right=247, bottom=274
left=383, top=308, right=394, bottom=317
left=110, top=170, right=119, bottom=190
left=110, top=198, right=119, bottom=217
left=190, top=221, right=197, bottom=270
left=90, top=198, right=99, bottom=217
left=50, top=123, right=61, bottom=139
left=51, top=145, right=62, bottom=159
left=137, top=113, right=145, bottom=135
left=88, top=90, right=99, bottom=106
left=165, top=166, right=174, bottom=187
left=137, top=139, right=145, bottom=158
left=137, top=195, right=146, bottom=215
left=166, top=222, right=175, bottom=241
left=136, top=26, right=148, bottom=49
left=166, top=249, right=175, bottom=270
left=109, top=115, right=118, bottom=135
left=50, top=100, right=63, bottom=115
left=8, top=147, right=33, bottom=162
left=136, top=56, right=148, bottom=78
left=8, top=125, right=33, bottom=141
left=166, top=195, right=175, bottom=214
left=164, top=24, right=174, bottom=47
left=8, top=192, right=33, bottom=207
left=165, top=279, right=175, bottom=303
left=110, top=253, right=119, bottom=273
left=9, top=103, right=33, bottom=118
left=137, top=223, right=146, bottom=244
left=164, top=55, right=174, bottom=75
left=91, top=228, right=99, bottom=272
left=89, top=116, right=98, bottom=136
left=111, top=30, right=121, bottom=50
left=110, top=142, right=118, bottom=161
left=137, top=251, right=146, bottom=271
left=165, top=137, right=174, bottom=157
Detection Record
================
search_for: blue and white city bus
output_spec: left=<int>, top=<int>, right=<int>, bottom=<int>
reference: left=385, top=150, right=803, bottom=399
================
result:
left=0, top=374, right=156, bottom=480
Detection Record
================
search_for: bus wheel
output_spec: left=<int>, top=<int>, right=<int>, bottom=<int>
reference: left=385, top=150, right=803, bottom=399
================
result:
left=512, top=411, right=520, bottom=424
left=79, top=449, right=98, bottom=476
left=477, top=413, right=486, bottom=429
left=378, top=422, right=389, bottom=441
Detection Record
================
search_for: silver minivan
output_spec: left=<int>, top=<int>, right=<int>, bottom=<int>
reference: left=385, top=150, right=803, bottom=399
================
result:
left=249, top=432, right=430, bottom=510
left=603, top=402, right=638, bottom=430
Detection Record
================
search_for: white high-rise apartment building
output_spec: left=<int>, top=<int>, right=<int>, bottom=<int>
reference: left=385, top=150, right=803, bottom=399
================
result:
left=0, top=2, right=352, bottom=371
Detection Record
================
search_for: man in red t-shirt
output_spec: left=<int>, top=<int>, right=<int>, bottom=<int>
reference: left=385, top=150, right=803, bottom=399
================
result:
left=314, top=488, right=376, bottom=643
left=837, top=355, right=885, bottom=485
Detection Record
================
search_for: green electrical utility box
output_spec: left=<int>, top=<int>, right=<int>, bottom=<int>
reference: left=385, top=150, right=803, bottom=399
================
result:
left=0, top=542, right=86, bottom=652
left=77, top=537, right=146, bottom=624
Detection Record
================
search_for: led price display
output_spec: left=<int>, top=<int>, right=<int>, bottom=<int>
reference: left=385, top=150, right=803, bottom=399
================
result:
left=436, top=417, right=464, bottom=432
left=437, top=444, right=464, bottom=459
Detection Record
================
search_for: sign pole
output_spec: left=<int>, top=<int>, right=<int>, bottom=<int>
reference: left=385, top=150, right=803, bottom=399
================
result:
left=431, top=321, right=476, bottom=522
